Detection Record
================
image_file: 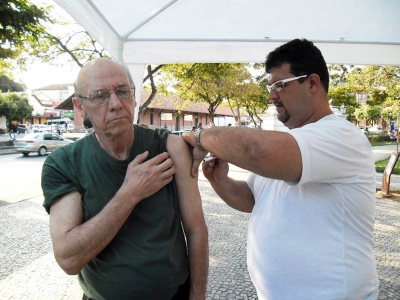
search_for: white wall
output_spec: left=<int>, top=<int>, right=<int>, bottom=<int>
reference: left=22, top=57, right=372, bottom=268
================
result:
left=0, top=116, right=7, bottom=130
left=214, top=116, right=235, bottom=127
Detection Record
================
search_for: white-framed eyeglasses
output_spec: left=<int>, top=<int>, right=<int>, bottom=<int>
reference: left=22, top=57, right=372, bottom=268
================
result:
left=266, top=75, right=308, bottom=93
left=79, top=86, right=136, bottom=105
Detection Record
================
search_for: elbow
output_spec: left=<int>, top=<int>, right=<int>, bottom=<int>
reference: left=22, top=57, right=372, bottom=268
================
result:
left=241, top=204, right=254, bottom=214
left=56, top=256, right=83, bottom=275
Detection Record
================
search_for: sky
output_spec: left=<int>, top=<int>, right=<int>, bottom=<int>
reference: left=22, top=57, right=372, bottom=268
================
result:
left=16, top=62, right=80, bottom=90
left=13, top=0, right=82, bottom=90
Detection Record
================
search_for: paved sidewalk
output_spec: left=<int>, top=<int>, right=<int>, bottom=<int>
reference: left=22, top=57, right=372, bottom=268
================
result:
left=1, top=165, right=400, bottom=299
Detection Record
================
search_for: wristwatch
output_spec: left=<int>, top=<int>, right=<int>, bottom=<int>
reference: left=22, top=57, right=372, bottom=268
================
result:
left=194, top=129, right=208, bottom=153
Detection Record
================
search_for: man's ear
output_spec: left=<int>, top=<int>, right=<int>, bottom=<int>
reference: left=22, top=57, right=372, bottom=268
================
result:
left=308, top=74, right=321, bottom=93
left=72, top=97, right=87, bottom=119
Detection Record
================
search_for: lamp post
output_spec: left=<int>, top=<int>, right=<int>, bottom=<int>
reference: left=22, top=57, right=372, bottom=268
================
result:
left=340, top=104, right=347, bottom=120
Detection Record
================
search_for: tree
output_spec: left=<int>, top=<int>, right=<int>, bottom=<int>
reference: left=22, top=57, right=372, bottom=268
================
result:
left=161, top=63, right=255, bottom=120
left=0, top=0, right=49, bottom=75
left=381, top=106, right=400, bottom=124
left=354, top=105, right=382, bottom=126
left=347, top=66, right=400, bottom=103
left=0, top=75, right=26, bottom=92
left=328, top=65, right=354, bottom=86
left=228, top=73, right=270, bottom=128
left=137, top=65, right=164, bottom=124
left=366, top=106, right=382, bottom=125
left=354, top=106, right=368, bottom=124
left=0, top=92, right=33, bottom=126
left=327, top=86, right=359, bottom=118
left=241, top=84, right=270, bottom=128
left=2, top=2, right=164, bottom=117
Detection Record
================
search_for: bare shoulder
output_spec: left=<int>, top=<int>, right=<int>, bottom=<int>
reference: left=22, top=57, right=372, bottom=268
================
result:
left=166, top=134, right=191, bottom=156
left=166, top=134, right=193, bottom=177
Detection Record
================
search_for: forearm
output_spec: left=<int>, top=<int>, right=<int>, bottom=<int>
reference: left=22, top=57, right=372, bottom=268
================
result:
left=187, top=227, right=209, bottom=300
left=210, top=177, right=254, bottom=213
left=51, top=190, right=139, bottom=275
left=200, top=127, right=301, bottom=181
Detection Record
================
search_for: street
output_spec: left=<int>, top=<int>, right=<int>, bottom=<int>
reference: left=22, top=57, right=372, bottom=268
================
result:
left=0, top=153, right=46, bottom=206
left=0, top=153, right=399, bottom=299
left=0, top=159, right=257, bottom=299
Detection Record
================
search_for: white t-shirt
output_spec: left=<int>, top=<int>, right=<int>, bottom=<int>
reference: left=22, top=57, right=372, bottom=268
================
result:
left=247, top=114, right=379, bottom=300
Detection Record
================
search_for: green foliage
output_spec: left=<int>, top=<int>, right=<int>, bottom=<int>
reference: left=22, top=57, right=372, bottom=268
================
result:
left=366, top=134, right=392, bottom=144
left=1, top=1, right=109, bottom=78
left=328, top=65, right=355, bottom=86
left=161, top=63, right=259, bottom=119
left=355, top=105, right=382, bottom=124
left=0, top=0, right=50, bottom=74
left=327, top=86, right=358, bottom=118
left=0, top=92, right=33, bottom=122
left=348, top=66, right=400, bottom=101
left=354, top=106, right=368, bottom=122
left=376, top=158, right=400, bottom=175
left=381, top=106, right=400, bottom=123
left=367, top=106, right=382, bottom=124
left=0, top=75, right=26, bottom=92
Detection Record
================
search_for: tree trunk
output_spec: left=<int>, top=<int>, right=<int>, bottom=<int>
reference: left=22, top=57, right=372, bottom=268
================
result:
left=137, top=65, right=164, bottom=124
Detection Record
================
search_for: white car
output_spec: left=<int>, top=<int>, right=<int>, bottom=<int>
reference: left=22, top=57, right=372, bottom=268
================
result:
left=367, top=125, right=384, bottom=135
left=67, top=123, right=75, bottom=133
left=14, top=133, right=74, bottom=156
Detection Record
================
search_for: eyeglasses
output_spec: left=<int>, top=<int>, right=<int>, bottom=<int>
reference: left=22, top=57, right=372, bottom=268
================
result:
left=79, top=86, right=136, bottom=105
left=266, top=75, right=308, bottom=93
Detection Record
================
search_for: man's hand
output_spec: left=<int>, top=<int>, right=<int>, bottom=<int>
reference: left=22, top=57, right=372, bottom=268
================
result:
left=182, top=132, right=208, bottom=177
left=202, top=156, right=229, bottom=184
left=120, top=151, right=175, bottom=202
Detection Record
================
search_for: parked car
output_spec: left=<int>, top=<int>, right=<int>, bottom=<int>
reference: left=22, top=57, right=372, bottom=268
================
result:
left=16, top=124, right=27, bottom=134
left=67, top=123, right=75, bottom=133
left=32, top=124, right=52, bottom=133
left=367, top=125, right=384, bottom=135
left=14, top=133, right=74, bottom=156
left=60, top=123, right=75, bottom=133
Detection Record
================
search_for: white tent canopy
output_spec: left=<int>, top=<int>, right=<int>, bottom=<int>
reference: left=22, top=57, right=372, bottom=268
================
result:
left=54, top=0, right=400, bottom=110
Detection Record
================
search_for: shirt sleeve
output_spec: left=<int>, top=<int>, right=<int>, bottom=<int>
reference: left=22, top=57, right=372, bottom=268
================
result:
left=288, top=119, right=373, bottom=186
left=41, top=149, right=82, bottom=214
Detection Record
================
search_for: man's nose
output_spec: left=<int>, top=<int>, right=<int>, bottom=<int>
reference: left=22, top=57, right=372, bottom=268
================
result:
left=268, top=89, right=279, bottom=100
left=108, top=91, right=123, bottom=108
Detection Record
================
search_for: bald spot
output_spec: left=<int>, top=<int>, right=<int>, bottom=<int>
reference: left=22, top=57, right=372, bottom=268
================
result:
left=74, top=58, right=132, bottom=96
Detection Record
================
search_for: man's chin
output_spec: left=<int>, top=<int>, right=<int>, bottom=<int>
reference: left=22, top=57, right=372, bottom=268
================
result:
left=107, top=121, right=133, bottom=133
left=277, top=114, right=290, bottom=125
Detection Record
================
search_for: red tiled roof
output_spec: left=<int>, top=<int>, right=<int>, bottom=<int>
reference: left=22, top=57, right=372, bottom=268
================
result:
left=142, top=90, right=235, bottom=116
left=34, top=84, right=70, bottom=91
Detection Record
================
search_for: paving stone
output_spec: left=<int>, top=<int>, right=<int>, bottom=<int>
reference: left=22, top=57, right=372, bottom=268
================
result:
left=0, top=166, right=399, bottom=299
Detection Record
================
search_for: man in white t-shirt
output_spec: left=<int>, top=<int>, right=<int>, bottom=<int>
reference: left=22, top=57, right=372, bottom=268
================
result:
left=182, top=39, right=378, bottom=299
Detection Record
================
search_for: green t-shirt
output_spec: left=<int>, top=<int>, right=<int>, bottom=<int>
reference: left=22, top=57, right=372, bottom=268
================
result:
left=42, top=126, right=189, bottom=300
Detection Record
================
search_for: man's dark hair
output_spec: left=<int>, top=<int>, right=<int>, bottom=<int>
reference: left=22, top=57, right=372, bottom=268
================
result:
left=265, top=39, right=329, bottom=93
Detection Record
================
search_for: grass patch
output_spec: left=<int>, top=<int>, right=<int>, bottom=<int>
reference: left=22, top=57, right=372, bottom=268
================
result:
left=376, top=158, right=400, bottom=174
left=370, top=141, right=398, bottom=147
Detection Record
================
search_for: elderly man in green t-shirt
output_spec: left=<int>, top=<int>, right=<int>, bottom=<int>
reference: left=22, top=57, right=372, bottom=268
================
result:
left=41, top=58, right=208, bottom=300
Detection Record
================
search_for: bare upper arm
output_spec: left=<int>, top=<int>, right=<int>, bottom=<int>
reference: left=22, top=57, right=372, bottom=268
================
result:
left=166, top=134, right=205, bottom=232
left=49, top=191, right=83, bottom=248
